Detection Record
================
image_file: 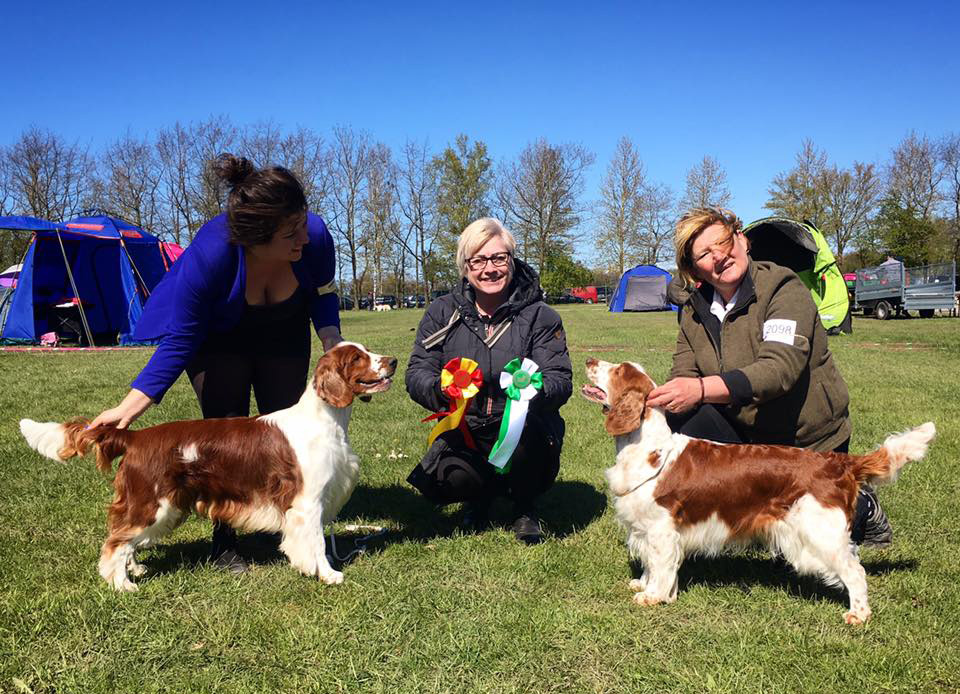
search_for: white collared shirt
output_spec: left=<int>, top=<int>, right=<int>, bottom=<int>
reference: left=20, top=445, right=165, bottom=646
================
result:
left=709, top=286, right=740, bottom=323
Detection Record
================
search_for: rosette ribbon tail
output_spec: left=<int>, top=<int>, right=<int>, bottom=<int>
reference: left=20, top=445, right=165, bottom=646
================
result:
left=488, top=358, right=542, bottom=474
left=423, top=357, right=482, bottom=449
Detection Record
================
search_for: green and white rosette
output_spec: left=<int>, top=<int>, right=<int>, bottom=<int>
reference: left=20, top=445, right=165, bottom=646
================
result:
left=488, top=357, right=543, bottom=473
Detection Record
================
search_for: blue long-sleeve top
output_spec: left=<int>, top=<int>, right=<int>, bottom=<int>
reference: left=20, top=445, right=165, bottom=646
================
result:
left=130, top=212, right=339, bottom=402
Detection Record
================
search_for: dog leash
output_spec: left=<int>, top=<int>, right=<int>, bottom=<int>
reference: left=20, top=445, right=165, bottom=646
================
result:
left=326, top=524, right=388, bottom=564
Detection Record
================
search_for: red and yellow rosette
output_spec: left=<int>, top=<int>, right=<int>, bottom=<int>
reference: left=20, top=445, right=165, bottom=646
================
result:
left=421, top=357, right=484, bottom=448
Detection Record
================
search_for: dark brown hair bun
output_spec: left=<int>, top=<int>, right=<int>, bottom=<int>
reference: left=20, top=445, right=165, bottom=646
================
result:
left=213, top=153, right=255, bottom=187
left=212, top=152, right=308, bottom=247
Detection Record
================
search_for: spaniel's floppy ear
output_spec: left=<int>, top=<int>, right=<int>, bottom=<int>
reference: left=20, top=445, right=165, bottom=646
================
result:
left=604, top=389, right=647, bottom=436
left=315, top=361, right=354, bottom=408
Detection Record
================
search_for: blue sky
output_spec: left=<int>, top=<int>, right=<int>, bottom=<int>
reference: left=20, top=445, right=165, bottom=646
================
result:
left=4, top=0, right=959, bottom=240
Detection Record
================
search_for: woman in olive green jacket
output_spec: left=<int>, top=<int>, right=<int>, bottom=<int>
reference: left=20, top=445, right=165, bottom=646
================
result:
left=648, top=207, right=891, bottom=548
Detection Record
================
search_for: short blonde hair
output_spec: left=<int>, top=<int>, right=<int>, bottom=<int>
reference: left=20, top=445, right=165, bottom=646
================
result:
left=674, top=207, right=744, bottom=288
left=456, top=217, right=517, bottom=277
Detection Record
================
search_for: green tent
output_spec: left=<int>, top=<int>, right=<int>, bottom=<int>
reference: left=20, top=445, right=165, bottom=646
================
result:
left=743, top=217, right=851, bottom=334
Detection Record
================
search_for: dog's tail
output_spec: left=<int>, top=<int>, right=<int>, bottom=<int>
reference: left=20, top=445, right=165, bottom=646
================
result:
left=20, top=418, right=132, bottom=473
left=851, top=421, right=936, bottom=486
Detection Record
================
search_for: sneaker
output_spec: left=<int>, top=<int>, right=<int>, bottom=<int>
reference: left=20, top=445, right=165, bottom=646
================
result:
left=858, top=484, right=893, bottom=549
left=512, top=509, right=544, bottom=545
left=210, top=549, right=251, bottom=574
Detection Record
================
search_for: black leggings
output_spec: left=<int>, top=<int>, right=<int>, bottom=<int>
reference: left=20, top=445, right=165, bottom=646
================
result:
left=185, top=288, right=311, bottom=418
left=186, top=289, right=311, bottom=551
left=187, top=352, right=309, bottom=418
left=407, top=419, right=561, bottom=508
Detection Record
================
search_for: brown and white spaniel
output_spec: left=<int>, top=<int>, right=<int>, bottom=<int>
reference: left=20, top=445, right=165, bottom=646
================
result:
left=582, top=358, right=935, bottom=624
left=20, top=342, right=396, bottom=592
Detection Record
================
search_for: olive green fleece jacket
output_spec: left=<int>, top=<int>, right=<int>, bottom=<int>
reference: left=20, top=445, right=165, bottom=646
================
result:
left=669, top=260, right=851, bottom=452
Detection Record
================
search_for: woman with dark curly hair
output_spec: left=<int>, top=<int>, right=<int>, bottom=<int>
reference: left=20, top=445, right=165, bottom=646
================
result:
left=89, top=154, right=342, bottom=571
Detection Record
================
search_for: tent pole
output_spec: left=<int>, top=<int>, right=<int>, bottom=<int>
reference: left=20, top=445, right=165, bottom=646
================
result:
left=118, top=236, right=152, bottom=298
left=158, top=241, right=170, bottom=272
left=54, top=229, right=96, bottom=347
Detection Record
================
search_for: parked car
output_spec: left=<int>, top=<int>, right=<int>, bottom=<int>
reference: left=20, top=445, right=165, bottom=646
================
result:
left=358, top=295, right=397, bottom=310
left=570, top=286, right=599, bottom=304
left=545, top=292, right=585, bottom=305
left=404, top=294, right=426, bottom=308
left=595, top=286, right=611, bottom=304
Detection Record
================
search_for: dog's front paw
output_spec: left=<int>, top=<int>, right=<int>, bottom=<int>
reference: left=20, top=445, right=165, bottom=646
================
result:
left=632, top=591, right=664, bottom=607
left=127, top=561, right=148, bottom=578
left=843, top=608, right=871, bottom=625
left=320, top=570, right=344, bottom=585
left=111, top=578, right=139, bottom=593
left=628, top=577, right=647, bottom=592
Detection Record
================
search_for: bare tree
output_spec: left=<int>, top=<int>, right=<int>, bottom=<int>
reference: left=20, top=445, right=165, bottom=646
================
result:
left=497, top=139, right=595, bottom=272
left=279, top=127, right=330, bottom=217
left=395, top=139, right=437, bottom=302
left=363, top=143, right=397, bottom=303
left=823, top=161, right=882, bottom=266
left=680, top=155, right=731, bottom=212
left=102, top=133, right=162, bottom=231
left=596, top=137, right=646, bottom=276
left=328, top=126, right=371, bottom=309
left=765, top=139, right=831, bottom=226
left=5, top=127, right=95, bottom=221
left=940, top=133, right=960, bottom=267
left=888, top=131, right=943, bottom=220
left=190, top=116, right=238, bottom=223
left=239, top=120, right=284, bottom=169
left=0, top=146, right=32, bottom=271
left=241, top=122, right=330, bottom=216
left=638, top=181, right=676, bottom=264
left=765, top=140, right=881, bottom=265
left=154, top=117, right=237, bottom=244
left=156, top=122, right=199, bottom=245
left=0, top=148, right=13, bottom=215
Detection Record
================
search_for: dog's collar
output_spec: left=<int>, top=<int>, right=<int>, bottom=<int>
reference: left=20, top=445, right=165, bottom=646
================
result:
left=612, top=460, right=666, bottom=497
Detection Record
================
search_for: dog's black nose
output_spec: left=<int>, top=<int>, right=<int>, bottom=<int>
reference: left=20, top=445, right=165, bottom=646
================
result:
left=387, top=357, right=398, bottom=369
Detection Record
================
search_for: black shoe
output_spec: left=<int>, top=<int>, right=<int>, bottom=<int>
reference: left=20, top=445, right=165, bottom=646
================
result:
left=461, top=502, right=491, bottom=534
left=858, top=485, right=893, bottom=549
left=512, top=510, right=543, bottom=545
left=210, top=548, right=251, bottom=574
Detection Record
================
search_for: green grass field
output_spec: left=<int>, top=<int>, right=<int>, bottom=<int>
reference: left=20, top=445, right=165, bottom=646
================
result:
left=2, top=306, right=959, bottom=694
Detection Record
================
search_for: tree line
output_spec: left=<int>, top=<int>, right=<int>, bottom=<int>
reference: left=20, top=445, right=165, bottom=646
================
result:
left=2, top=121, right=958, bottom=307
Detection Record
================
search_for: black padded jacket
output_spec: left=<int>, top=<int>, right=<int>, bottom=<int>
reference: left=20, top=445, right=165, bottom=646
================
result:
left=405, top=259, right=573, bottom=445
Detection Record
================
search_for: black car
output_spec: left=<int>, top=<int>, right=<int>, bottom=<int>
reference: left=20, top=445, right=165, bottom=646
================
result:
left=404, top=294, right=426, bottom=308
left=545, top=292, right=585, bottom=305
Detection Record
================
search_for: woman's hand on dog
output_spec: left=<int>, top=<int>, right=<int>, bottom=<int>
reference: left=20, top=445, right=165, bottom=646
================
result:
left=89, top=389, right=154, bottom=429
left=647, top=378, right=702, bottom=414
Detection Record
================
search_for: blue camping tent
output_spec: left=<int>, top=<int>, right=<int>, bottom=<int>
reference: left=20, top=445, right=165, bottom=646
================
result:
left=609, top=264, right=676, bottom=312
left=0, top=213, right=172, bottom=345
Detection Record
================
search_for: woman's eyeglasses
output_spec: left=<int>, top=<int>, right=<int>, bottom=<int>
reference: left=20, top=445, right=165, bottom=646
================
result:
left=466, top=252, right=511, bottom=271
